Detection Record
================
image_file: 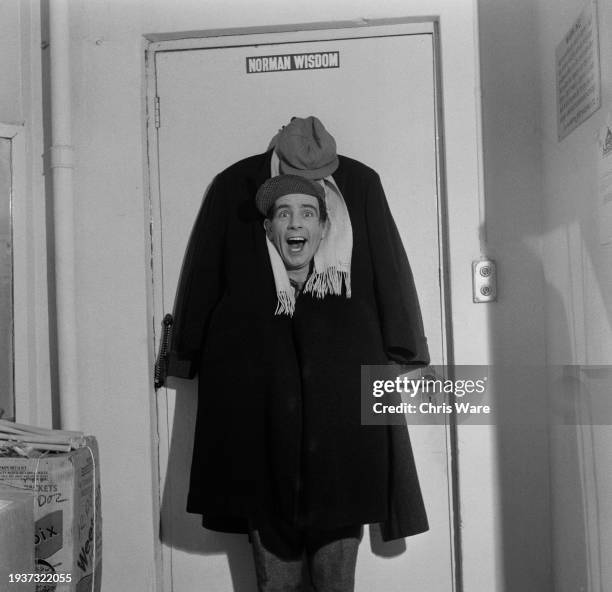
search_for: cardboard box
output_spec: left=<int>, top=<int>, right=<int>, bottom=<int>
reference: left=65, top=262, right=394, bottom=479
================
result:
left=0, top=437, right=102, bottom=592
left=0, top=489, right=36, bottom=592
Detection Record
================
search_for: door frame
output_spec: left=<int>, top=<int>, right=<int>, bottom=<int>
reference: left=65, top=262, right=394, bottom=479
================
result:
left=143, top=16, right=487, bottom=592
left=0, top=123, right=48, bottom=426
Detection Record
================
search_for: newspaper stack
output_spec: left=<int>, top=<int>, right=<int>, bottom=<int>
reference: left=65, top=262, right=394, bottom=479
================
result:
left=0, top=419, right=86, bottom=456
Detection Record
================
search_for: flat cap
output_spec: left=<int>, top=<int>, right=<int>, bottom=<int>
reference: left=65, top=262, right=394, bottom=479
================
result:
left=255, top=174, right=325, bottom=216
left=276, top=116, right=339, bottom=180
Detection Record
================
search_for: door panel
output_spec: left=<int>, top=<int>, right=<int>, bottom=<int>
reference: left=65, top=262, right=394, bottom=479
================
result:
left=153, top=26, right=452, bottom=592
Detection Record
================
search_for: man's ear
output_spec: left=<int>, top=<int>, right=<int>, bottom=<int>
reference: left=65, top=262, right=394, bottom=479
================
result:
left=263, top=218, right=272, bottom=239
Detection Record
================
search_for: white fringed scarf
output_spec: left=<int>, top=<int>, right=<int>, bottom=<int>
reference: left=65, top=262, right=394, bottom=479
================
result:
left=266, top=151, right=353, bottom=316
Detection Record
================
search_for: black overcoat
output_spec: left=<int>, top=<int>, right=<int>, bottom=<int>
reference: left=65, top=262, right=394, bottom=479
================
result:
left=167, top=150, right=430, bottom=540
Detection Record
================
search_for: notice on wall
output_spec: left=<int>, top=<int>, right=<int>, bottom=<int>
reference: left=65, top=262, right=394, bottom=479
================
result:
left=597, top=121, right=612, bottom=245
left=556, top=0, right=601, bottom=140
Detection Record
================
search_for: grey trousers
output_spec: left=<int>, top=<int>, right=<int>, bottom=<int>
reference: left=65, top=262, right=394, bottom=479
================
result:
left=249, top=528, right=361, bottom=592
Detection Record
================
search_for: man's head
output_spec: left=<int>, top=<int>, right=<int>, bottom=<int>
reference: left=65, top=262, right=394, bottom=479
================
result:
left=256, top=175, right=327, bottom=274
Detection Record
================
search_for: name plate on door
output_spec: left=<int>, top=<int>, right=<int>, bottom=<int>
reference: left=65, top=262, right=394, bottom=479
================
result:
left=246, top=51, right=339, bottom=74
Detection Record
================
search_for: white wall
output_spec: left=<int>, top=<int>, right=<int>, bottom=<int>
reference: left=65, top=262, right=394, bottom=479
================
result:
left=534, top=1, right=612, bottom=590
left=0, top=1, right=22, bottom=124
left=479, top=0, right=612, bottom=590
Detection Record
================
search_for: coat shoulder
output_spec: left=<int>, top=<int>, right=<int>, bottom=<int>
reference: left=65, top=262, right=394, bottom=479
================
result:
left=216, top=150, right=271, bottom=181
left=336, top=155, right=380, bottom=181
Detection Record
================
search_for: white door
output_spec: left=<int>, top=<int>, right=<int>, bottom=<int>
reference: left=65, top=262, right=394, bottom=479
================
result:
left=149, top=21, right=455, bottom=592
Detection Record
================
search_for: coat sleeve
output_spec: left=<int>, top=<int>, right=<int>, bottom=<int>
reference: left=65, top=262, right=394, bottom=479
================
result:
left=166, top=174, right=228, bottom=379
left=365, top=171, right=430, bottom=367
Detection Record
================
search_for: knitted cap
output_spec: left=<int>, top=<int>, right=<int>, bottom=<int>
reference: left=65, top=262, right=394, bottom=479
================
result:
left=255, top=174, right=325, bottom=217
left=275, top=116, right=339, bottom=180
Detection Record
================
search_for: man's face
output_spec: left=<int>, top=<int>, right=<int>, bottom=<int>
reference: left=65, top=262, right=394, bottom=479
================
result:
left=264, top=193, right=326, bottom=273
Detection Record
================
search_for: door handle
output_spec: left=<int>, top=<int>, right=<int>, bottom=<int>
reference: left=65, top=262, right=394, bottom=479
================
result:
left=154, top=313, right=174, bottom=390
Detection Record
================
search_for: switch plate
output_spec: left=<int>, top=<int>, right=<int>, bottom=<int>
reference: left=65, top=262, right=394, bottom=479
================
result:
left=472, top=259, right=497, bottom=302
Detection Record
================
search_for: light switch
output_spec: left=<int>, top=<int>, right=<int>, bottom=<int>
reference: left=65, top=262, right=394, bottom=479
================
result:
left=472, top=259, right=497, bottom=302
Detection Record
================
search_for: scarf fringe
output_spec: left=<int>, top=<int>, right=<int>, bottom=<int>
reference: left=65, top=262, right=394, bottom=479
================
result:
left=274, top=290, right=295, bottom=316
left=304, top=267, right=351, bottom=299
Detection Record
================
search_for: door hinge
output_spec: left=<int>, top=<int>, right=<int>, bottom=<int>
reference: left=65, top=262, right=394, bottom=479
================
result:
left=154, top=96, right=161, bottom=128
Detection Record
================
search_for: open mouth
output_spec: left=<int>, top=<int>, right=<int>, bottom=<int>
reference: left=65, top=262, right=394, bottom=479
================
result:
left=286, top=237, right=307, bottom=253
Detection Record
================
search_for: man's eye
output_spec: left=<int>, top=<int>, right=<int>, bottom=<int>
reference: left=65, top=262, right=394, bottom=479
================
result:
left=277, top=211, right=289, bottom=218
left=304, top=211, right=314, bottom=218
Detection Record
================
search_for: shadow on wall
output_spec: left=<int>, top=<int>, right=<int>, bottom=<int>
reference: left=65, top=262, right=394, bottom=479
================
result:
left=489, top=270, right=592, bottom=592
left=484, top=239, right=556, bottom=592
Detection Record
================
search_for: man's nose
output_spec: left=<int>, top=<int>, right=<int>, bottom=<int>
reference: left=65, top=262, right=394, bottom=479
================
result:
left=288, top=212, right=302, bottom=228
